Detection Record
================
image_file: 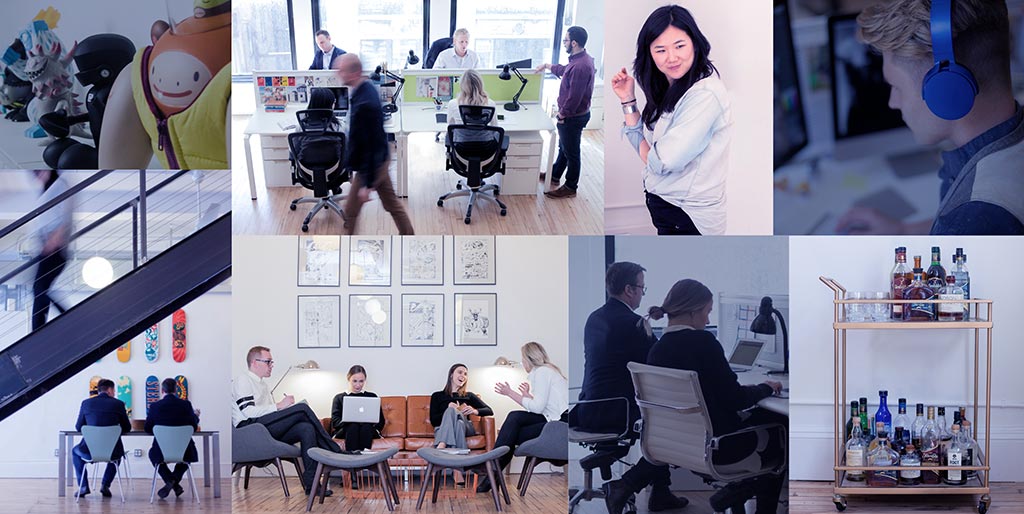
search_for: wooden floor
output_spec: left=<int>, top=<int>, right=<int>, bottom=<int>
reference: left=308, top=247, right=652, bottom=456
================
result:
left=232, top=472, right=567, bottom=513
left=232, top=128, right=605, bottom=236
left=0, top=478, right=231, bottom=513
left=791, top=480, right=1023, bottom=513
left=571, top=484, right=788, bottom=514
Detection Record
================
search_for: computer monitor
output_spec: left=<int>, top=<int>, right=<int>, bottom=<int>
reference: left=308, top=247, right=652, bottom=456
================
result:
left=828, top=13, right=915, bottom=160
left=773, top=0, right=808, bottom=169
left=496, top=59, right=532, bottom=70
left=314, top=86, right=349, bottom=116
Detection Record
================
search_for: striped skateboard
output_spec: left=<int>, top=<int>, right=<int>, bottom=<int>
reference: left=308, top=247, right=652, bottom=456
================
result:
left=145, top=323, right=159, bottom=362
left=172, top=309, right=186, bottom=362
left=88, top=376, right=101, bottom=398
left=116, top=376, right=132, bottom=418
left=146, top=375, right=160, bottom=416
left=116, top=341, right=130, bottom=362
left=175, top=375, right=188, bottom=401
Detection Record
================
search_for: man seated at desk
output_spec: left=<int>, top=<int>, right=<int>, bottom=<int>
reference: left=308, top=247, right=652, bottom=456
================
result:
left=146, top=378, right=200, bottom=500
left=836, top=0, right=1023, bottom=235
left=72, top=378, right=131, bottom=498
left=435, top=28, right=480, bottom=69
left=310, top=29, right=346, bottom=70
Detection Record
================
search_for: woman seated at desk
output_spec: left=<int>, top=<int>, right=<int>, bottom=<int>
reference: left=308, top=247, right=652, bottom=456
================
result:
left=645, top=279, right=785, bottom=514
left=302, top=87, right=342, bottom=132
left=446, top=69, right=497, bottom=126
left=330, top=365, right=385, bottom=451
left=430, top=363, right=493, bottom=449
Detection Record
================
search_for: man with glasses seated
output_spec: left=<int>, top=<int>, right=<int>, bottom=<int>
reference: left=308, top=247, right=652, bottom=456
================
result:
left=232, top=346, right=342, bottom=496
left=573, top=261, right=689, bottom=514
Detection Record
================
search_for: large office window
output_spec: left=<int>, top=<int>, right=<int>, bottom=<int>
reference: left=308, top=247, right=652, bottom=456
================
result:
left=455, top=0, right=559, bottom=68
left=233, top=0, right=296, bottom=76
left=318, top=1, right=424, bottom=69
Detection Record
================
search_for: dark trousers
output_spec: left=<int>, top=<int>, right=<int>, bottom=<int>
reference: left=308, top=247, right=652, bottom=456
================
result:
left=32, top=250, right=68, bottom=330
left=254, top=403, right=341, bottom=491
left=341, top=422, right=377, bottom=451
left=494, top=411, right=547, bottom=471
left=645, top=192, right=701, bottom=235
left=73, top=445, right=119, bottom=489
left=552, top=112, right=590, bottom=190
left=715, top=408, right=787, bottom=514
left=149, top=445, right=198, bottom=486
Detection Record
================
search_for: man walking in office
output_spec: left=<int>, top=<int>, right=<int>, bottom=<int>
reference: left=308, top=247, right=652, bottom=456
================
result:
left=536, top=26, right=595, bottom=199
left=336, top=53, right=414, bottom=235
left=232, top=346, right=343, bottom=496
left=572, top=262, right=689, bottom=513
left=146, top=378, right=200, bottom=499
left=72, top=378, right=130, bottom=498
left=309, top=29, right=346, bottom=70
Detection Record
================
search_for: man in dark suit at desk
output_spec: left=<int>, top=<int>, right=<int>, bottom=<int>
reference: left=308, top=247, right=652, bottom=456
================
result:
left=310, top=29, right=346, bottom=70
left=575, top=261, right=689, bottom=514
left=73, top=378, right=130, bottom=498
left=146, top=378, right=200, bottom=499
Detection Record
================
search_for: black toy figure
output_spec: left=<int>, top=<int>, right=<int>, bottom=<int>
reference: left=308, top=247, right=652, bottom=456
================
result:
left=0, top=40, right=33, bottom=121
left=39, top=34, right=134, bottom=169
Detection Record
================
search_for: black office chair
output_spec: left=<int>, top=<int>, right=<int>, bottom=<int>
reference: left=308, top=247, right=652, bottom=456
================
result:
left=288, top=109, right=348, bottom=232
left=568, top=396, right=637, bottom=514
left=437, top=105, right=509, bottom=224
left=423, top=37, right=453, bottom=69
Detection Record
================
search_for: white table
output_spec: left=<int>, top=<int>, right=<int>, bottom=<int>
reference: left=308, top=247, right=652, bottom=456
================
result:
left=736, top=367, right=789, bottom=416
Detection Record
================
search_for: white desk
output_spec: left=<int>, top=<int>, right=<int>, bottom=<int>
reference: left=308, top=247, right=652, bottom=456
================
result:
left=736, top=367, right=789, bottom=416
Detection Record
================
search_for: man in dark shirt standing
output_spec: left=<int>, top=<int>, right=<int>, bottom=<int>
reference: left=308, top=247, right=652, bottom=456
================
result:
left=536, top=26, right=595, bottom=199
left=575, top=262, right=689, bottom=514
left=336, top=53, right=414, bottom=235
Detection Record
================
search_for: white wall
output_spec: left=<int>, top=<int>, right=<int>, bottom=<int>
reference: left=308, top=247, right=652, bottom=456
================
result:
left=789, top=236, right=1024, bottom=481
left=0, top=1, right=177, bottom=54
left=0, top=289, right=232, bottom=478
left=231, top=236, right=569, bottom=443
left=603, top=1, right=773, bottom=235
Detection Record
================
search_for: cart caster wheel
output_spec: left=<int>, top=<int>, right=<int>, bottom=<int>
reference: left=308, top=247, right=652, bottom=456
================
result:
left=437, top=199, right=444, bottom=207
left=464, top=217, right=471, bottom=225
left=301, top=224, right=309, bottom=232
left=289, top=204, right=297, bottom=211
left=833, top=495, right=847, bottom=511
left=500, top=209, right=507, bottom=216
left=979, top=501, right=989, bottom=514
left=456, top=183, right=462, bottom=190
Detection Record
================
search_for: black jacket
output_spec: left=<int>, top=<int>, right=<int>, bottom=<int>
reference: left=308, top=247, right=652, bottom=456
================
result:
left=346, top=80, right=389, bottom=185
left=74, top=392, right=131, bottom=460
left=429, top=391, right=493, bottom=428
left=330, top=391, right=386, bottom=438
left=145, top=394, right=200, bottom=463
left=309, top=46, right=346, bottom=70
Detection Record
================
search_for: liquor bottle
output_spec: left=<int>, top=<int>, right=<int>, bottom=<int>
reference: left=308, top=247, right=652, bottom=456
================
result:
left=868, top=421, right=886, bottom=453
left=903, top=263, right=936, bottom=321
left=943, top=424, right=968, bottom=485
left=959, top=407, right=976, bottom=479
left=846, top=401, right=859, bottom=442
left=892, top=426, right=907, bottom=456
left=899, top=443, right=922, bottom=485
left=921, top=406, right=941, bottom=484
left=937, top=407, right=952, bottom=441
left=891, top=247, right=913, bottom=319
left=859, top=397, right=869, bottom=436
left=846, top=416, right=867, bottom=482
left=875, top=390, right=892, bottom=437
left=938, top=276, right=966, bottom=321
left=866, top=426, right=899, bottom=487
left=951, top=248, right=970, bottom=300
left=893, top=398, right=911, bottom=445
left=959, top=406, right=973, bottom=439
left=911, top=403, right=925, bottom=448
left=926, top=246, right=947, bottom=289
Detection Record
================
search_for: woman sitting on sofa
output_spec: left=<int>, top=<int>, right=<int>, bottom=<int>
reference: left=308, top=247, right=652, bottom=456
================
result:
left=330, top=365, right=385, bottom=451
left=430, top=363, right=493, bottom=448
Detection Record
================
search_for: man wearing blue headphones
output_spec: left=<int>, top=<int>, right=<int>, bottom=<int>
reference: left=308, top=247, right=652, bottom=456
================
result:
left=836, top=0, right=1023, bottom=235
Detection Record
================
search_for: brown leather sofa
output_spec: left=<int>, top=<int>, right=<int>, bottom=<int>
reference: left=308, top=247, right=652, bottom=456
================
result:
left=319, top=395, right=495, bottom=466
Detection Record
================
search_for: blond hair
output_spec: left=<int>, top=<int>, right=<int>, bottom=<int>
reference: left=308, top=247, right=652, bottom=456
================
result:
left=453, top=28, right=470, bottom=39
left=521, top=342, right=565, bottom=379
left=457, top=69, right=490, bottom=106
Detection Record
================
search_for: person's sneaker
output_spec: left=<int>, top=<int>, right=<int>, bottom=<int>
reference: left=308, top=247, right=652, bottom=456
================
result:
left=157, top=483, right=173, bottom=499
left=648, top=486, right=690, bottom=511
left=99, top=486, right=112, bottom=498
left=544, top=185, right=577, bottom=199
left=475, top=477, right=492, bottom=494
left=601, top=479, right=632, bottom=514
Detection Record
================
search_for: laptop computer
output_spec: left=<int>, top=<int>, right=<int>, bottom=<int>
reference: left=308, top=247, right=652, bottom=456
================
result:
left=341, top=395, right=380, bottom=423
left=728, top=339, right=765, bottom=372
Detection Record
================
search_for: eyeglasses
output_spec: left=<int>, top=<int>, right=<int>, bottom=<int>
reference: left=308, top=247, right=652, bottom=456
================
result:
left=630, top=284, right=647, bottom=294
left=254, top=358, right=274, bottom=365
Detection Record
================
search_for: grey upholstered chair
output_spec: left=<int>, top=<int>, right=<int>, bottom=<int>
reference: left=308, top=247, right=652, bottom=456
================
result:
left=231, top=423, right=304, bottom=497
left=514, top=420, right=568, bottom=496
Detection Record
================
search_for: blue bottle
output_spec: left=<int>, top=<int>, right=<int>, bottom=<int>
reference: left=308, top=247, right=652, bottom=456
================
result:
left=876, top=390, right=893, bottom=437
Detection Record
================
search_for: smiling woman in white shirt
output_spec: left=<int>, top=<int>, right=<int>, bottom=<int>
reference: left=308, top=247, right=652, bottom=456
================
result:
left=478, top=342, right=569, bottom=494
left=612, top=5, right=732, bottom=235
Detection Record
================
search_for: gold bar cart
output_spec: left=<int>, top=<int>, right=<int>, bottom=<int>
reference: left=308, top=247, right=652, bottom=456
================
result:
left=820, top=277, right=993, bottom=513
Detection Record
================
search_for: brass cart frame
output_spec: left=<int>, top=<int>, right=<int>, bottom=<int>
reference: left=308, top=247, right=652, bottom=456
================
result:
left=820, top=277, right=992, bottom=513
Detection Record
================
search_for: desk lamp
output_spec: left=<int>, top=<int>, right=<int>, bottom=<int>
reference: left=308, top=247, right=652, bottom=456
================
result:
left=406, top=49, right=420, bottom=67
left=498, top=64, right=528, bottom=111
left=750, top=296, right=788, bottom=375
left=370, top=66, right=406, bottom=114
left=271, top=360, right=320, bottom=394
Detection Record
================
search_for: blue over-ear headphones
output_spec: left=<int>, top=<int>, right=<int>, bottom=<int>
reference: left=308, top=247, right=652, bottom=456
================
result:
left=922, top=0, right=979, bottom=120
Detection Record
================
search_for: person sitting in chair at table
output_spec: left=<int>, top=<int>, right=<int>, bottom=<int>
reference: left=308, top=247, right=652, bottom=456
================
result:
left=642, top=279, right=786, bottom=514
left=446, top=69, right=497, bottom=126
left=310, top=29, right=346, bottom=70
left=146, top=378, right=200, bottom=500
left=303, top=88, right=342, bottom=132
left=72, top=378, right=130, bottom=499
left=430, top=363, right=493, bottom=449
left=330, top=365, right=385, bottom=450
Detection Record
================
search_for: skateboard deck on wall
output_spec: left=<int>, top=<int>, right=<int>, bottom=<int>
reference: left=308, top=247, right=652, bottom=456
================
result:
left=117, top=341, right=130, bottom=362
left=145, top=323, right=159, bottom=362
left=175, top=375, right=188, bottom=401
left=89, top=376, right=101, bottom=398
left=146, top=375, right=160, bottom=417
left=117, top=376, right=132, bottom=418
left=172, top=309, right=186, bottom=363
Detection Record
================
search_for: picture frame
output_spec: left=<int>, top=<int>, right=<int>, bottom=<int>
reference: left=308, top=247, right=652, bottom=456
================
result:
left=297, top=235, right=341, bottom=287
left=349, top=294, right=392, bottom=348
left=454, top=293, right=497, bottom=346
left=453, top=236, right=496, bottom=285
left=401, top=236, right=444, bottom=286
left=401, top=294, right=444, bottom=347
left=349, top=236, right=392, bottom=286
left=296, top=295, right=340, bottom=348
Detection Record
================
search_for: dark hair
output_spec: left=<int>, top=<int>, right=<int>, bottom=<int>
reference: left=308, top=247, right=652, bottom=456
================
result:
left=315, top=29, right=331, bottom=38
left=161, top=378, right=178, bottom=395
left=246, top=345, right=270, bottom=367
left=308, top=88, right=336, bottom=110
left=443, top=363, right=468, bottom=396
left=97, top=378, right=115, bottom=392
left=606, top=261, right=646, bottom=296
left=648, top=279, right=713, bottom=320
left=347, top=365, right=367, bottom=379
left=634, top=5, right=718, bottom=130
left=567, top=26, right=588, bottom=48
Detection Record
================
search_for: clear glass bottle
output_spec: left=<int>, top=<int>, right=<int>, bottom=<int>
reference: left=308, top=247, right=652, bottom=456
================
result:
left=951, top=248, right=970, bottom=300
left=911, top=403, right=926, bottom=448
left=893, top=398, right=911, bottom=445
left=875, top=390, right=892, bottom=437
left=903, top=258, right=936, bottom=321
left=899, top=443, right=922, bottom=485
left=943, top=424, right=968, bottom=485
left=926, top=246, right=947, bottom=289
left=868, top=421, right=886, bottom=454
left=891, top=247, right=913, bottom=319
left=937, top=406, right=952, bottom=441
left=921, top=406, right=941, bottom=484
left=845, top=415, right=867, bottom=482
left=892, top=426, right=907, bottom=456
left=866, top=427, right=899, bottom=487
left=938, top=275, right=966, bottom=321
left=958, top=407, right=976, bottom=479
